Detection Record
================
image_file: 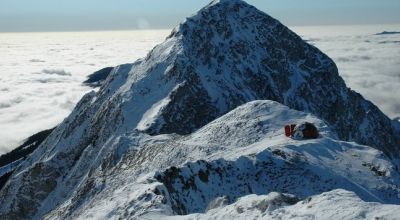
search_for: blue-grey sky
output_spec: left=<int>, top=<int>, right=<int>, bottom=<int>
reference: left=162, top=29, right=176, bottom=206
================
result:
left=1, top=0, right=400, bottom=32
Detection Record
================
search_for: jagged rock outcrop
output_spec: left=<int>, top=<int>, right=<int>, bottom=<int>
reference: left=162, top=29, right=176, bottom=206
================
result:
left=83, top=67, right=114, bottom=88
left=173, top=189, right=400, bottom=220
left=0, top=0, right=399, bottom=219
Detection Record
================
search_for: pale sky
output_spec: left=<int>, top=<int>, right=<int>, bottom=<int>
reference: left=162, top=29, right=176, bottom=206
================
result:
left=0, top=0, right=400, bottom=32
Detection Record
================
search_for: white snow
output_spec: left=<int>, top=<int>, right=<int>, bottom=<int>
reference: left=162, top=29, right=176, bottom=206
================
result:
left=39, top=101, right=400, bottom=219
left=154, top=189, right=400, bottom=220
left=137, top=97, right=171, bottom=131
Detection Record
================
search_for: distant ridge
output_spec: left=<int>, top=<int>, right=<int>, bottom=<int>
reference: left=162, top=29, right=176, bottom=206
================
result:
left=83, top=67, right=114, bottom=88
left=375, top=31, right=400, bottom=35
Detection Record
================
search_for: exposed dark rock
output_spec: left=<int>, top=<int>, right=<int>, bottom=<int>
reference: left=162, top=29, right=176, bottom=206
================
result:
left=83, top=67, right=114, bottom=88
left=375, top=31, right=400, bottom=35
left=154, top=152, right=338, bottom=215
left=0, top=128, right=55, bottom=168
left=0, top=171, right=13, bottom=191
left=393, top=118, right=400, bottom=136
left=362, top=162, right=387, bottom=177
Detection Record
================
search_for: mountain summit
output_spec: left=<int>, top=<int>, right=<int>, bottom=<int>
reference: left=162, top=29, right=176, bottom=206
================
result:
left=1, top=0, right=399, bottom=219
left=126, top=0, right=398, bottom=156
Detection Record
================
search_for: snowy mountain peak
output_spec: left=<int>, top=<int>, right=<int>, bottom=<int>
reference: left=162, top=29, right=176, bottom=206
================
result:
left=133, top=0, right=399, bottom=157
left=210, top=0, right=242, bottom=4
left=209, top=0, right=246, bottom=6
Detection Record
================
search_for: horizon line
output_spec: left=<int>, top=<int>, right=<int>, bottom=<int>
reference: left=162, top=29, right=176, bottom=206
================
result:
left=1, top=23, right=399, bottom=34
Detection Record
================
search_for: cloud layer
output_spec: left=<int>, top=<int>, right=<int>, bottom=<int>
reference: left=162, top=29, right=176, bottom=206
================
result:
left=294, top=24, right=400, bottom=119
left=0, top=30, right=169, bottom=154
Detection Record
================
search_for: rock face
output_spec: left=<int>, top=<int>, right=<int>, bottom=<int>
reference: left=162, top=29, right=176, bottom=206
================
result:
left=83, top=67, right=114, bottom=88
left=393, top=118, right=400, bottom=136
left=0, top=128, right=55, bottom=190
left=0, top=0, right=399, bottom=219
left=178, top=189, right=400, bottom=220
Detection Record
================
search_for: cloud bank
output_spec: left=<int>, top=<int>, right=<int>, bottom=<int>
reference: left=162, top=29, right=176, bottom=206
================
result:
left=294, top=24, right=400, bottom=119
left=0, top=30, right=169, bottom=154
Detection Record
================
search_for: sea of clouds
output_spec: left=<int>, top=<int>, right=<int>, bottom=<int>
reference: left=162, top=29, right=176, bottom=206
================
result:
left=0, top=25, right=399, bottom=154
left=0, top=30, right=169, bottom=154
left=294, top=25, right=400, bottom=120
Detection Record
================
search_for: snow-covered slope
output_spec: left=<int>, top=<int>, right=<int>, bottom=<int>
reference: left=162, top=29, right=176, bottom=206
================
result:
left=160, top=189, right=400, bottom=220
left=1, top=0, right=400, bottom=219
left=2, top=98, right=400, bottom=219
left=40, top=101, right=399, bottom=219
